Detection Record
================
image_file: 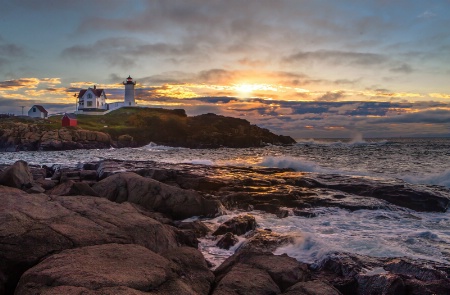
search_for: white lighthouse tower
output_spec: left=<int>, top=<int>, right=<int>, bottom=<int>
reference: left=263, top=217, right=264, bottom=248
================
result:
left=123, top=75, right=136, bottom=106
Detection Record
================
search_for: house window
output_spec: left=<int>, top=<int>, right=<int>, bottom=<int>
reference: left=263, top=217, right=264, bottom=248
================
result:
left=87, top=101, right=93, bottom=107
left=88, top=94, right=92, bottom=98
left=33, top=108, right=36, bottom=112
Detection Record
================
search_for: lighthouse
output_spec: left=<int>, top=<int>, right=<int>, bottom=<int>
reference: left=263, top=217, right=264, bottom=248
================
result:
left=123, top=75, right=136, bottom=106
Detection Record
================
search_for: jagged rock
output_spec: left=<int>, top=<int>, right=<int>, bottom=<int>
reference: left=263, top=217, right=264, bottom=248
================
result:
left=16, top=244, right=214, bottom=295
left=216, top=232, right=239, bottom=250
left=213, top=214, right=257, bottom=236
left=282, top=280, right=342, bottom=295
left=0, top=186, right=184, bottom=294
left=25, top=184, right=45, bottom=194
left=0, top=160, right=33, bottom=190
left=48, top=180, right=99, bottom=197
left=92, top=172, right=225, bottom=219
left=213, top=250, right=310, bottom=294
left=161, top=246, right=215, bottom=295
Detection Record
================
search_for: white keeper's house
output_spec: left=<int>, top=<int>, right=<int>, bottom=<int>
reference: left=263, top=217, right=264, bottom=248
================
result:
left=77, top=85, right=107, bottom=111
left=75, top=75, right=137, bottom=114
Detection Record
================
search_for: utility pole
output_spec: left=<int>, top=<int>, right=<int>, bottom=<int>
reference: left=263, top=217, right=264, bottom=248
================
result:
left=20, top=106, right=25, bottom=116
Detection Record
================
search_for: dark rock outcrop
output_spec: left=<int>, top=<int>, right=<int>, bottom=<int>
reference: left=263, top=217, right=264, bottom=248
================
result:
left=175, top=220, right=211, bottom=238
left=92, top=172, right=225, bottom=219
left=213, top=214, right=257, bottom=236
left=216, top=232, right=239, bottom=250
left=313, top=252, right=450, bottom=295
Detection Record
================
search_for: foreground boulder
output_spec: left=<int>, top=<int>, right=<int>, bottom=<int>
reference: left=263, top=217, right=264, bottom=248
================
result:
left=0, top=160, right=33, bottom=190
left=213, top=250, right=312, bottom=294
left=0, top=186, right=184, bottom=294
left=92, top=172, right=224, bottom=219
left=16, top=244, right=214, bottom=295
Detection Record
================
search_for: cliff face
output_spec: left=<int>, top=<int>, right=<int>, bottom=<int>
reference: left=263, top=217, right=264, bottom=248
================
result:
left=0, top=122, right=111, bottom=151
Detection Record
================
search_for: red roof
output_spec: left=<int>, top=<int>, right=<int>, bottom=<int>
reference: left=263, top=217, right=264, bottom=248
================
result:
left=77, top=88, right=105, bottom=98
left=33, top=105, right=48, bottom=114
left=63, top=113, right=77, bottom=120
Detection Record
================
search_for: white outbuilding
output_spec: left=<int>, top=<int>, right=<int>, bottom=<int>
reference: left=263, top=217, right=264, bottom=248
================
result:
left=28, top=105, right=48, bottom=119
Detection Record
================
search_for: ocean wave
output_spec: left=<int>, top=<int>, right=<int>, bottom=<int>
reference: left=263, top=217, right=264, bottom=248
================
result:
left=259, top=156, right=333, bottom=173
left=183, top=159, right=215, bottom=165
left=295, top=138, right=389, bottom=147
left=140, top=142, right=180, bottom=151
left=401, top=169, right=450, bottom=188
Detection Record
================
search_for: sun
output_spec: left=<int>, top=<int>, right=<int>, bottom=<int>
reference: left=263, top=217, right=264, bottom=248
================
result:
left=235, top=83, right=257, bottom=93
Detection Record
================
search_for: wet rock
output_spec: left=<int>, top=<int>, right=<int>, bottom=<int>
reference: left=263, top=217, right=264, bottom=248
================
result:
left=282, top=280, right=342, bottom=295
left=313, top=252, right=450, bottom=295
left=214, top=250, right=310, bottom=293
left=356, top=273, right=405, bottom=295
left=0, top=187, right=184, bottom=294
left=216, top=232, right=239, bottom=250
left=238, top=229, right=298, bottom=253
left=16, top=244, right=213, bottom=295
left=213, top=214, right=257, bottom=236
left=92, top=172, right=225, bottom=219
left=0, top=160, right=33, bottom=190
left=175, top=220, right=210, bottom=238
left=297, top=175, right=450, bottom=212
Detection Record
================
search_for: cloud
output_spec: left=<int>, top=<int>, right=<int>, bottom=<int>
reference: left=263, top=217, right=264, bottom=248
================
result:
left=284, top=50, right=387, bottom=66
left=374, top=109, right=450, bottom=124
left=0, top=78, right=40, bottom=90
left=390, top=63, right=414, bottom=73
left=418, top=10, right=436, bottom=19
left=61, top=37, right=201, bottom=68
left=316, top=91, right=346, bottom=102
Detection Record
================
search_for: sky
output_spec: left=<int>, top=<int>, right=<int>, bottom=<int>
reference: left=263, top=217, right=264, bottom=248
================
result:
left=1, top=0, right=450, bottom=139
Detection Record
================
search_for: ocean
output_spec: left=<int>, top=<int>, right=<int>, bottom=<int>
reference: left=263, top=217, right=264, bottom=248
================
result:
left=1, top=137, right=449, bottom=267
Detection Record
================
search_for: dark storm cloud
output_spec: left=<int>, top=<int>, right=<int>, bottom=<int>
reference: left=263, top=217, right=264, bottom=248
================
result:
left=374, top=109, right=450, bottom=124
left=284, top=50, right=387, bottom=66
left=0, top=78, right=38, bottom=89
left=316, top=91, right=346, bottom=102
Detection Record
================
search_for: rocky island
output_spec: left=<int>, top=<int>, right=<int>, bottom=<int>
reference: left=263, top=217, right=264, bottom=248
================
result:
left=0, top=108, right=295, bottom=151
left=1, top=159, right=449, bottom=294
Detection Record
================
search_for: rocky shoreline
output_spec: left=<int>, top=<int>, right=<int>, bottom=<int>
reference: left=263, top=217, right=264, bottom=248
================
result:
left=1, top=159, right=450, bottom=294
left=0, top=111, right=296, bottom=151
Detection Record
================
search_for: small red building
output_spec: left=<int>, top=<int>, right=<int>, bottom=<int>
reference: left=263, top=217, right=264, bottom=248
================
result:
left=62, top=113, right=77, bottom=127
